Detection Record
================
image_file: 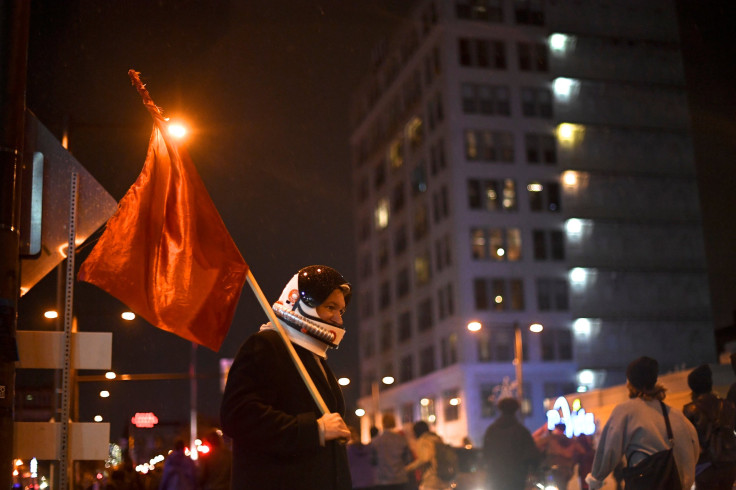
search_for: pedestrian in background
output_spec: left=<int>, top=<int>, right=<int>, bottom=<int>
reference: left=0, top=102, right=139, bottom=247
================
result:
left=535, top=422, right=585, bottom=490
left=585, top=356, right=699, bottom=489
left=372, top=413, right=412, bottom=489
left=197, top=430, right=232, bottom=490
left=158, top=439, right=196, bottom=490
left=482, top=397, right=540, bottom=490
left=404, top=421, right=449, bottom=490
left=683, top=363, right=736, bottom=489
left=347, top=425, right=377, bottom=490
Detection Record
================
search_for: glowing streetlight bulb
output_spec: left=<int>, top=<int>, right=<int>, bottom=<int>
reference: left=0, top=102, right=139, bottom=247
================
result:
left=105, top=372, right=116, bottom=380
left=467, top=321, right=482, bottom=332
left=382, top=376, right=395, bottom=385
left=44, top=310, right=58, bottom=319
left=167, top=123, right=187, bottom=139
left=529, top=323, right=544, bottom=333
left=94, top=415, right=103, bottom=422
left=355, top=408, right=365, bottom=417
left=121, top=311, right=136, bottom=321
left=338, top=377, right=350, bottom=386
left=99, top=391, right=110, bottom=398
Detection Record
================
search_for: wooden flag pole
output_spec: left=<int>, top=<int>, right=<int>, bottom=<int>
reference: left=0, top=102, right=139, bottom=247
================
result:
left=245, top=269, right=329, bottom=415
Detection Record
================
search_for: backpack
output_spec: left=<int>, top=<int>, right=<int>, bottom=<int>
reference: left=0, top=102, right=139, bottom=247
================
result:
left=707, top=398, right=736, bottom=463
left=434, top=438, right=459, bottom=483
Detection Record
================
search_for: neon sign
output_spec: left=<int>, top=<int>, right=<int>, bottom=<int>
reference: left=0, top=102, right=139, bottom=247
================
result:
left=546, top=397, right=595, bottom=437
left=131, top=412, right=159, bottom=428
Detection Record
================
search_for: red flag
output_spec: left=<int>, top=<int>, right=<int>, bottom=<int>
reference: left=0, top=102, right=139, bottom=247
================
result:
left=78, top=70, right=248, bottom=351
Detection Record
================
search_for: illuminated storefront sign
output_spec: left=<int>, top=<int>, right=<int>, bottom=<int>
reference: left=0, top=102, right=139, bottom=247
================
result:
left=546, top=397, right=596, bottom=437
left=131, top=412, right=159, bottom=428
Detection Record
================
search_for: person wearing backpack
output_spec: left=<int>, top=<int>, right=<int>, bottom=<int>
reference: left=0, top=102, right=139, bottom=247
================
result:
left=585, top=356, right=699, bottom=490
left=683, top=363, right=736, bottom=489
left=404, top=421, right=453, bottom=490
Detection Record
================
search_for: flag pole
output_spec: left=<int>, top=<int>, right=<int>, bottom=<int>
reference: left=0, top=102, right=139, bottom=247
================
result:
left=245, top=269, right=329, bottom=415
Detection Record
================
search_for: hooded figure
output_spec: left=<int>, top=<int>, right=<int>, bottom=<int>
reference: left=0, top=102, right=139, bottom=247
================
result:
left=221, top=265, right=353, bottom=490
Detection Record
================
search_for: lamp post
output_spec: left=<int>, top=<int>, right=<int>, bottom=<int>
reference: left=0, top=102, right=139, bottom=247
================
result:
left=469, top=320, right=543, bottom=406
left=371, top=375, right=394, bottom=428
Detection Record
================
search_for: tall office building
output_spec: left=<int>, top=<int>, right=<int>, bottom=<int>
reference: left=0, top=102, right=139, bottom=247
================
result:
left=350, top=0, right=714, bottom=446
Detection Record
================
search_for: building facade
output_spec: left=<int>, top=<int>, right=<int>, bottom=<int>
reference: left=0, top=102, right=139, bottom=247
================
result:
left=350, top=0, right=714, bottom=447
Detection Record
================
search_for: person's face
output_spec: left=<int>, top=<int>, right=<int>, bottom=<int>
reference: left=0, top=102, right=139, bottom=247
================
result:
left=316, top=288, right=347, bottom=327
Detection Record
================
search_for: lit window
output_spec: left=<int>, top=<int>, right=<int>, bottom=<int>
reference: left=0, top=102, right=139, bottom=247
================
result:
left=553, top=77, right=580, bottom=102
left=375, top=198, right=389, bottom=230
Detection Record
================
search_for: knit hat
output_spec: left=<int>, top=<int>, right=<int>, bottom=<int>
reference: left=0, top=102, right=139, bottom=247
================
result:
left=687, top=364, right=712, bottom=394
left=626, top=356, right=659, bottom=391
left=497, top=397, right=520, bottom=415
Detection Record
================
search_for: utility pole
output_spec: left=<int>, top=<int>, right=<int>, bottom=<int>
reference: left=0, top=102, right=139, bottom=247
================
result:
left=0, top=3, right=30, bottom=489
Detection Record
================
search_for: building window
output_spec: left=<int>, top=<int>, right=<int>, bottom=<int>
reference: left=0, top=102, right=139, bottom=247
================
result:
left=474, top=277, right=524, bottom=311
left=362, top=331, right=375, bottom=359
left=464, top=129, right=514, bottom=162
left=515, top=0, right=545, bottom=25
left=469, top=178, right=518, bottom=212
left=380, top=321, right=393, bottom=352
left=533, top=229, right=565, bottom=261
left=389, top=138, right=404, bottom=170
left=400, top=355, right=414, bottom=383
left=430, top=139, right=447, bottom=176
left=379, top=281, right=391, bottom=310
left=541, top=328, right=573, bottom=361
left=374, top=159, right=387, bottom=189
left=406, top=117, right=424, bottom=152
left=420, top=397, right=436, bottom=423
left=435, top=234, right=453, bottom=271
left=397, top=268, right=410, bottom=298
left=455, top=0, right=503, bottom=22
left=378, top=239, right=389, bottom=270
left=420, top=345, right=436, bottom=375
left=398, top=311, right=412, bottom=342
left=401, top=402, right=415, bottom=424
left=461, top=83, right=511, bottom=116
left=528, top=181, right=561, bottom=212
left=525, top=133, right=556, bottom=164
left=458, top=38, right=506, bottom=69
left=375, top=198, right=390, bottom=229
left=443, top=388, right=461, bottom=421
left=441, top=333, right=458, bottom=367
left=521, top=87, right=553, bottom=118
left=432, top=186, right=450, bottom=223
left=417, top=297, right=434, bottom=331
left=394, top=225, right=408, bottom=257
left=536, top=278, right=569, bottom=311
left=359, top=252, right=372, bottom=279
left=477, top=327, right=514, bottom=362
left=471, top=227, right=522, bottom=261
left=437, top=282, right=454, bottom=320
left=360, top=291, right=374, bottom=319
left=517, top=42, right=548, bottom=72
left=411, top=163, right=428, bottom=195
left=414, top=251, right=431, bottom=286
left=414, top=203, right=430, bottom=241
left=358, top=215, right=371, bottom=242
left=392, top=182, right=406, bottom=213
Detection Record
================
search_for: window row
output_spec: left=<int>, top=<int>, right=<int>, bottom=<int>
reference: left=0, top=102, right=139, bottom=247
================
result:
left=462, top=85, right=552, bottom=118
left=471, top=228, right=565, bottom=262
left=477, top=327, right=573, bottom=363
left=473, top=276, right=569, bottom=312
left=465, top=129, right=555, bottom=166
left=458, top=39, right=548, bottom=71
left=454, top=0, right=545, bottom=26
left=467, top=178, right=561, bottom=213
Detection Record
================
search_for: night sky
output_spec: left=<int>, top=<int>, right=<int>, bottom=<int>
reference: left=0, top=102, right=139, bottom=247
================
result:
left=18, top=0, right=736, bottom=445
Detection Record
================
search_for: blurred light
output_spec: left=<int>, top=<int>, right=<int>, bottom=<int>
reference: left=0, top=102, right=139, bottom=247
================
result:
left=355, top=408, right=366, bottom=417
left=338, top=377, right=350, bottom=386
left=557, top=123, right=575, bottom=142
left=527, top=183, right=543, bottom=192
left=94, top=415, right=103, bottom=422
left=14, top=459, right=22, bottom=467
left=467, top=321, right=482, bottom=332
left=382, top=376, right=395, bottom=385
left=494, top=295, right=503, bottom=304
left=570, top=268, right=587, bottom=284
left=31, top=458, right=38, bottom=478
left=572, top=399, right=582, bottom=412
left=121, top=311, right=136, bottom=321
left=496, top=248, right=505, bottom=257
left=578, top=370, right=594, bottom=385
left=428, top=414, right=436, bottom=423
left=549, top=33, right=569, bottom=53
left=99, top=391, right=110, bottom=398
left=167, top=122, right=187, bottom=139
left=554, top=77, right=580, bottom=102
left=105, top=371, right=116, bottom=380
left=198, top=444, right=210, bottom=454
left=420, top=398, right=430, bottom=407
left=577, top=386, right=588, bottom=393
left=44, top=310, right=58, bottom=319
left=573, top=318, right=591, bottom=336
left=529, top=323, right=544, bottom=333
left=449, top=398, right=460, bottom=406
left=563, top=171, right=578, bottom=186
